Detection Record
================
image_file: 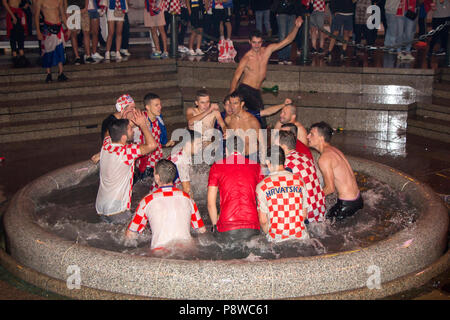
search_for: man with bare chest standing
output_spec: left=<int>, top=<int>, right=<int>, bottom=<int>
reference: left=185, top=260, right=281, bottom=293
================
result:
left=229, top=16, right=303, bottom=128
left=35, top=0, right=69, bottom=82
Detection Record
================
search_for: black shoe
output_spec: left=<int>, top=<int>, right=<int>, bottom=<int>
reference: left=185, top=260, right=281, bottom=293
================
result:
left=310, top=47, right=317, bottom=54
left=85, top=56, right=95, bottom=63
left=12, top=56, right=20, bottom=68
left=74, top=57, right=82, bottom=65
left=57, top=73, right=68, bottom=81
left=45, top=73, right=52, bottom=83
left=317, top=47, right=324, bottom=55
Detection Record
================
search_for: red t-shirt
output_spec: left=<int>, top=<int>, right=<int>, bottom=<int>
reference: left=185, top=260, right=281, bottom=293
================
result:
left=208, top=152, right=264, bottom=232
left=296, top=139, right=313, bottom=161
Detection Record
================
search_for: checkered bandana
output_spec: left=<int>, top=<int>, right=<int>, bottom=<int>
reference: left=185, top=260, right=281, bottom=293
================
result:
left=116, top=94, right=135, bottom=112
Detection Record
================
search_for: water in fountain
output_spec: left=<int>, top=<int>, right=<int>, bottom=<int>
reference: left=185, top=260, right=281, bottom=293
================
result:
left=34, top=164, right=419, bottom=261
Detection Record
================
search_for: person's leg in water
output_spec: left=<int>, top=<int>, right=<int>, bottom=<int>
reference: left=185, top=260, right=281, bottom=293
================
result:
left=326, top=194, right=364, bottom=221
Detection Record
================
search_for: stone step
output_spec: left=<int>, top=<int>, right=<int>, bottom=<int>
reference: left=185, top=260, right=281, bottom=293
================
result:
left=416, top=103, right=450, bottom=122
left=407, top=115, right=450, bottom=143
left=1, top=60, right=177, bottom=84
left=0, top=108, right=186, bottom=143
left=0, top=88, right=182, bottom=123
left=433, top=81, right=450, bottom=100
left=0, top=72, right=178, bottom=100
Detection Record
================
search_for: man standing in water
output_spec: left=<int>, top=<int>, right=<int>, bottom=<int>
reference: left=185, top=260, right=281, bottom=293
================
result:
left=35, top=0, right=69, bottom=82
left=229, top=17, right=303, bottom=128
left=307, top=121, right=363, bottom=221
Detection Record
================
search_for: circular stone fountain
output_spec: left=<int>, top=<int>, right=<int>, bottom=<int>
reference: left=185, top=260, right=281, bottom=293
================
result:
left=1, top=155, right=448, bottom=299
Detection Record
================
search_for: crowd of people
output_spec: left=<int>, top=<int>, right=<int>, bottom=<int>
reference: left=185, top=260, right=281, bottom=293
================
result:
left=90, top=24, right=365, bottom=252
left=3, top=0, right=449, bottom=75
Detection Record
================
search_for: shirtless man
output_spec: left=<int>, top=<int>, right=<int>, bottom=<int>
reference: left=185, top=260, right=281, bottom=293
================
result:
left=35, top=0, right=69, bottom=82
left=224, top=91, right=265, bottom=161
left=274, top=103, right=308, bottom=146
left=3, top=0, right=30, bottom=67
left=307, top=121, right=363, bottom=221
left=229, top=17, right=303, bottom=128
left=186, top=88, right=227, bottom=145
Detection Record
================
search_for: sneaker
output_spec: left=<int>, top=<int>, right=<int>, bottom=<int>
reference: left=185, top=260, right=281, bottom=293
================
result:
left=110, top=51, right=116, bottom=57
left=161, top=51, right=169, bottom=59
left=120, top=49, right=131, bottom=56
left=57, top=73, right=68, bottom=82
left=310, top=47, right=317, bottom=54
left=195, top=48, right=205, bottom=56
left=115, top=51, right=122, bottom=61
left=402, top=52, right=415, bottom=60
left=178, top=45, right=189, bottom=53
left=105, top=51, right=111, bottom=60
left=74, top=57, right=82, bottom=65
left=151, top=51, right=161, bottom=59
left=278, top=60, right=285, bottom=65
left=84, top=55, right=95, bottom=63
left=325, top=52, right=331, bottom=61
left=397, top=52, right=405, bottom=60
left=91, top=52, right=104, bottom=61
left=318, top=47, right=324, bottom=55
left=187, top=49, right=196, bottom=56
left=284, top=60, right=293, bottom=65
left=435, top=49, right=446, bottom=56
left=45, top=73, right=52, bottom=83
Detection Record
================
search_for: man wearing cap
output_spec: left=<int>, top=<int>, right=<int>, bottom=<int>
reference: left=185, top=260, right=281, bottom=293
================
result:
left=95, top=108, right=157, bottom=223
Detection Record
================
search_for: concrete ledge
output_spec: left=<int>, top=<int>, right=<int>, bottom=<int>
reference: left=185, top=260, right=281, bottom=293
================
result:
left=2, top=157, right=448, bottom=299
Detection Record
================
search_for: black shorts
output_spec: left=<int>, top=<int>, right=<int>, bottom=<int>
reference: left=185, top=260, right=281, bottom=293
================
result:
left=190, top=7, right=204, bottom=29
left=326, top=193, right=364, bottom=221
left=214, top=228, right=260, bottom=241
left=213, top=8, right=232, bottom=23
left=236, top=83, right=266, bottom=128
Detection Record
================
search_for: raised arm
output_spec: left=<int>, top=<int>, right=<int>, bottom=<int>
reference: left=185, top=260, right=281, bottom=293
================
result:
left=260, top=98, right=293, bottom=117
left=133, top=109, right=158, bottom=155
left=186, top=106, right=212, bottom=128
left=266, top=16, right=303, bottom=54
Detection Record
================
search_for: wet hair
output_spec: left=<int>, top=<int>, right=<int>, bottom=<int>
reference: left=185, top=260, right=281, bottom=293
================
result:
left=223, top=94, right=232, bottom=104
left=225, top=134, right=245, bottom=154
left=266, top=145, right=285, bottom=168
left=155, top=159, right=177, bottom=185
left=108, top=119, right=129, bottom=143
left=229, top=90, right=244, bottom=102
left=281, top=123, right=298, bottom=137
left=249, top=29, right=263, bottom=40
left=278, top=130, right=297, bottom=151
left=310, top=121, right=334, bottom=142
left=196, top=88, right=210, bottom=100
left=143, top=92, right=160, bottom=106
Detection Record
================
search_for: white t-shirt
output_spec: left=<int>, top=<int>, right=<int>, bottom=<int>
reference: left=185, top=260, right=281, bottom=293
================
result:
left=127, top=186, right=204, bottom=249
left=95, top=136, right=142, bottom=216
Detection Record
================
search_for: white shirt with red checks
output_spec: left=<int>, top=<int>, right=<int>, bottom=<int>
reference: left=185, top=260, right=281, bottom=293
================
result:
left=256, top=171, right=309, bottom=243
left=127, top=186, right=205, bottom=249
left=312, top=0, right=325, bottom=12
left=285, top=150, right=326, bottom=222
left=96, top=136, right=142, bottom=216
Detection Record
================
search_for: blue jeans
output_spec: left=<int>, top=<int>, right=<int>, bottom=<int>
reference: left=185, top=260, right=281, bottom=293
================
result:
left=276, top=14, right=295, bottom=61
left=255, top=9, right=271, bottom=33
left=398, top=15, right=417, bottom=53
left=384, top=13, right=401, bottom=52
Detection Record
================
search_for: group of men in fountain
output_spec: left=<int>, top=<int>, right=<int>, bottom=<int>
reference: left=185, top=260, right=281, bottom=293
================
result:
left=93, top=17, right=364, bottom=252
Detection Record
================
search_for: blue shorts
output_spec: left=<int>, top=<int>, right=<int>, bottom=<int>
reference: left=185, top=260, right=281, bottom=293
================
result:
left=88, top=9, right=100, bottom=19
left=331, top=13, right=353, bottom=32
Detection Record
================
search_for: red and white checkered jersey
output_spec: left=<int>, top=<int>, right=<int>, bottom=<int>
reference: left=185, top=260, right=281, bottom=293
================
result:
left=135, top=112, right=163, bottom=173
left=127, top=186, right=205, bottom=249
left=256, top=171, right=309, bottom=242
left=312, top=0, right=325, bottom=12
left=285, top=150, right=326, bottom=222
left=95, top=136, right=142, bottom=215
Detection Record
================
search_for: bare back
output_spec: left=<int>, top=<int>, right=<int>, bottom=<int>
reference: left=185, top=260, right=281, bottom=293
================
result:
left=6, top=0, right=21, bottom=9
left=319, top=145, right=359, bottom=200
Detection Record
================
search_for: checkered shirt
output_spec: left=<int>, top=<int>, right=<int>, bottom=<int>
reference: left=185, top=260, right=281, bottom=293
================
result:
left=102, top=136, right=141, bottom=210
left=135, top=113, right=163, bottom=173
left=312, top=0, right=325, bottom=12
left=285, top=150, right=326, bottom=222
left=127, top=186, right=204, bottom=233
left=256, top=171, right=307, bottom=242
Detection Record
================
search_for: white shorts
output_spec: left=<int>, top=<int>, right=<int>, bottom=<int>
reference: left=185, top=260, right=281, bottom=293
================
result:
left=107, top=8, right=125, bottom=22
